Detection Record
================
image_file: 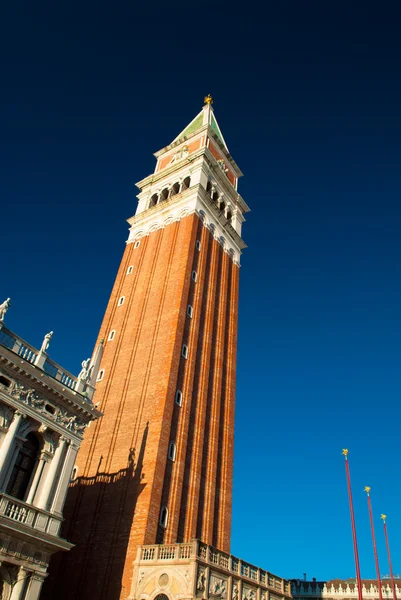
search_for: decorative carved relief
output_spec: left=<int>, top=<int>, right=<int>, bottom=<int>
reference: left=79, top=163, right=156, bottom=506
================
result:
left=10, top=382, right=88, bottom=435
left=242, top=589, right=256, bottom=600
left=170, top=146, right=189, bottom=164
left=0, top=534, right=49, bottom=567
left=197, top=568, right=206, bottom=592
left=0, top=402, right=14, bottom=428
left=232, top=584, right=239, bottom=600
left=210, top=575, right=227, bottom=598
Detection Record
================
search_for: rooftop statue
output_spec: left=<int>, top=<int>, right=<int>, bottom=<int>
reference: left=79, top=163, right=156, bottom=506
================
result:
left=40, top=331, right=54, bottom=354
left=0, top=298, right=11, bottom=322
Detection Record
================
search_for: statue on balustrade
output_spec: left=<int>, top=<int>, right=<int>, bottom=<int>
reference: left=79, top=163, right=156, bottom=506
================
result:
left=0, top=298, right=11, bottom=322
left=40, top=331, right=53, bottom=354
left=78, top=358, right=91, bottom=383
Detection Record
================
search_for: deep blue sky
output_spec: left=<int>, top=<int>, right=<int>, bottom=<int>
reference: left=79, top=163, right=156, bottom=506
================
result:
left=1, top=0, right=400, bottom=582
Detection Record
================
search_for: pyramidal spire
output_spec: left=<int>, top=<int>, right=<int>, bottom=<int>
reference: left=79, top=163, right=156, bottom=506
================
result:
left=171, top=95, right=229, bottom=150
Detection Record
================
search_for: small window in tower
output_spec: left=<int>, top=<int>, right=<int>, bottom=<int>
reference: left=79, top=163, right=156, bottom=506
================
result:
left=97, top=369, right=105, bottom=382
left=187, top=305, right=193, bottom=318
left=175, top=390, right=183, bottom=406
left=168, top=442, right=176, bottom=461
left=134, top=241, right=140, bottom=249
left=191, top=271, right=197, bottom=282
left=182, top=345, right=188, bottom=359
left=127, top=266, right=133, bottom=275
left=71, top=466, right=78, bottom=481
left=160, top=506, right=168, bottom=528
left=108, top=330, right=116, bottom=341
left=196, top=240, right=201, bottom=251
left=118, top=296, right=125, bottom=307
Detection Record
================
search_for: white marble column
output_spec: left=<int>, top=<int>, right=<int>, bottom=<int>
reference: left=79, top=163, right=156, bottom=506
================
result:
left=0, top=411, right=23, bottom=488
left=10, top=566, right=29, bottom=600
left=25, top=572, right=45, bottom=600
left=36, top=437, right=66, bottom=511
left=25, top=452, right=48, bottom=504
left=51, top=442, right=78, bottom=515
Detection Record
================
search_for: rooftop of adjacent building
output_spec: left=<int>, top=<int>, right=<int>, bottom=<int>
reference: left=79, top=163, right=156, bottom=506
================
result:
left=0, top=297, right=102, bottom=410
left=291, top=577, right=401, bottom=596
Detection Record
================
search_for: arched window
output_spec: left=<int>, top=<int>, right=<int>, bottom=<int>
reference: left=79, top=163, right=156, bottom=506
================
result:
left=170, top=182, right=180, bottom=197
left=182, top=176, right=191, bottom=190
left=6, top=433, right=40, bottom=501
left=160, top=188, right=169, bottom=202
left=175, top=390, right=183, bottom=406
left=149, top=194, right=158, bottom=208
left=155, top=594, right=170, bottom=600
left=127, top=266, right=133, bottom=275
left=108, top=330, right=116, bottom=341
left=226, top=210, right=232, bottom=221
left=159, top=506, right=168, bottom=528
left=206, top=181, right=212, bottom=194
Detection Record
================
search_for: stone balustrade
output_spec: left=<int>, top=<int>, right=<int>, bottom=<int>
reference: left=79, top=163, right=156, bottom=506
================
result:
left=139, top=540, right=292, bottom=597
left=0, top=492, right=62, bottom=537
left=0, top=326, right=78, bottom=391
left=291, top=581, right=401, bottom=599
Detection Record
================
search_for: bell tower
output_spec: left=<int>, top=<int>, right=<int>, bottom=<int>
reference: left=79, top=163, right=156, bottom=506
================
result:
left=46, top=97, right=250, bottom=600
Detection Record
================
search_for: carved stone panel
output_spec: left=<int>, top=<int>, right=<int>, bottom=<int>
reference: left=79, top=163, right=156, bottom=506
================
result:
left=209, top=575, right=227, bottom=599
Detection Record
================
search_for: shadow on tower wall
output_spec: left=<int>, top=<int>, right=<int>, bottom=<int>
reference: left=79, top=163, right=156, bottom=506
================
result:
left=43, top=423, right=148, bottom=600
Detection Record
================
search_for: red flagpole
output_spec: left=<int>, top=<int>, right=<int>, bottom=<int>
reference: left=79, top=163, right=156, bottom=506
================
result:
left=381, top=515, right=397, bottom=600
left=342, top=449, right=363, bottom=600
left=365, top=487, right=383, bottom=600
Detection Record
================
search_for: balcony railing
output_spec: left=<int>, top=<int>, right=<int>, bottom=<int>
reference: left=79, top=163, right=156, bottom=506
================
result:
left=0, top=326, right=78, bottom=391
left=139, top=541, right=291, bottom=596
left=0, top=493, right=62, bottom=537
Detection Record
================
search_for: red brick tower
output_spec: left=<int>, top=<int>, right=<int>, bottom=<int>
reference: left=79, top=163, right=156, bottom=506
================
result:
left=46, top=97, right=249, bottom=600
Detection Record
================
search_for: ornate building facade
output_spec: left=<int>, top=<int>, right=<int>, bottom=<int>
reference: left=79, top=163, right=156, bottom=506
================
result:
left=44, top=99, right=292, bottom=600
left=0, top=302, right=101, bottom=599
left=291, top=579, right=401, bottom=600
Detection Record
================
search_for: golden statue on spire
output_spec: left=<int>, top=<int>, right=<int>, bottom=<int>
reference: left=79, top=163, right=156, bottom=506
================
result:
left=204, top=94, right=213, bottom=105
left=381, top=514, right=387, bottom=521
left=364, top=486, right=371, bottom=493
left=342, top=448, right=348, bottom=456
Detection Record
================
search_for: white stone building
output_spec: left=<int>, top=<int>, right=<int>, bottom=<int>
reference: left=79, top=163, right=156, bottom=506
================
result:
left=291, top=578, right=401, bottom=600
left=0, top=299, right=102, bottom=599
left=130, top=540, right=292, bottom=600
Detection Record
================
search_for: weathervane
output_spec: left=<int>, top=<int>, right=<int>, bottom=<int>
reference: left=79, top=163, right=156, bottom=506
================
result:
left=204, top=94, right=213, bottom=105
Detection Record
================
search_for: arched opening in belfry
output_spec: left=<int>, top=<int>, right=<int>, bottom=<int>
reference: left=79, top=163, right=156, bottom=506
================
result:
left=160, top=188, right=169, bottom=202
left=206, top=181, right=212, bottom=195
left=218, top=199, right=226, bottom=212
left=170, top=182, right=180, bottom=197
left=226, top=209, right=232, bottom=221
left=154, top=594, right=170, bottom=600
left=149, top=193, right=158, bottom=208
left=211, top=190, right=219, bottom=203
left=182, top=176, right=191, bottom=190
left=6, top=432, right=41, bottom=501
